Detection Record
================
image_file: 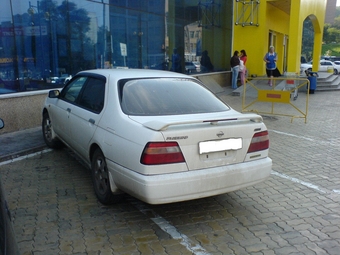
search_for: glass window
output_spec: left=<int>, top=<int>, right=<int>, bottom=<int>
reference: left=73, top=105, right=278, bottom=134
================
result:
left=60, top=77, right=87, bottom=103
left=120, top=78, right=230, bottom=116
left=78, top=77, right=105, bottom=113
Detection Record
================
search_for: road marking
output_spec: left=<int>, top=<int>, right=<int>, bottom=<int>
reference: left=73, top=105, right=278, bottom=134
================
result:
left=269, top=130, right=315, bottom=142
left=272, top=171, right=339, bottom=195
left=269, top=130, right=340, bottom=147
left=269, top=130, right=339, bottom=196
left=0, top=149, right=52, bottom=166
left=132, top=200, right=211, bottom=255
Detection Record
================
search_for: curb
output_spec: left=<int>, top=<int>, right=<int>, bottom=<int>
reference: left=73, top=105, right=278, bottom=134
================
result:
left=0, top=145, right=47, bottom=163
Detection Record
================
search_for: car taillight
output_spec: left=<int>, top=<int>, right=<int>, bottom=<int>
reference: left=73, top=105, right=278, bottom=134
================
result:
left=247, top=131, right=269, bottom=153
left=141, top=142, right=185, bottom=165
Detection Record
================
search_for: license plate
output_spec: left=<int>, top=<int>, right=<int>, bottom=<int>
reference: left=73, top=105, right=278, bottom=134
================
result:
left=199, top=138, right=242, bottom=154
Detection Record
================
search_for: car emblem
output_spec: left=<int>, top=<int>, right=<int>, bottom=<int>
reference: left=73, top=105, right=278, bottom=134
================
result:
left=216, top=131, right=224, bottom=138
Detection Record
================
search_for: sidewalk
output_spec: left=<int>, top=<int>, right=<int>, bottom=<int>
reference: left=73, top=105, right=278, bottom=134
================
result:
left=0, top=126, right=47, bottom=162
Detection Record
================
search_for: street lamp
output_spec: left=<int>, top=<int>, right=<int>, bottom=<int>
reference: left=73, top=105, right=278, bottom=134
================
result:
left=27, top=1, right=41, bottom=74
left=28, top=1, right=39, bottom=16
left=44, top=11, right=58, bottom=78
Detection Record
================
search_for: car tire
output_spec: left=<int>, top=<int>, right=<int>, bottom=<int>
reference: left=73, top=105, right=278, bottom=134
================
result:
left=91, top=148, right=121, bottom=205
left=334, top=69, right=339, bottom=75
left=42, top=112, right=63, bottom=149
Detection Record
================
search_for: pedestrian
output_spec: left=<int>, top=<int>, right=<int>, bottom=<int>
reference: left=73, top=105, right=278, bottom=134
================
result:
left=200, top=50, right=214, bottom=72
left=230, top=50, right=240, bottom=89
left=263, top=46, right=277, bottom=86
left=239, top=49, right=247, bottom=85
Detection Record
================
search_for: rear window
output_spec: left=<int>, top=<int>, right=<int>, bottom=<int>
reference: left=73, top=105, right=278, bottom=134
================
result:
left=120, top=78, right=230, bottom=116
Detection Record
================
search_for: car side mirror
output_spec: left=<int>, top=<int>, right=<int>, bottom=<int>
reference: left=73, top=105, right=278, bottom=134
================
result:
left=48, top=90, right=60, bottom=98
left=0, top=118, right=4, bottom=129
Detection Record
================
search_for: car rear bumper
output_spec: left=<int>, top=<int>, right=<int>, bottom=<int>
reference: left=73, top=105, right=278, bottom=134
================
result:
left=107, top=157, right=272, bottom=204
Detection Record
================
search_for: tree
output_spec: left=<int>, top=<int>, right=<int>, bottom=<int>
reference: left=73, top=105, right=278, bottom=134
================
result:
left=57, top=1, right=91, bottom=74
left=301, top=18, right=314, bottom=61
left=323, top=7, right=340, bottom=44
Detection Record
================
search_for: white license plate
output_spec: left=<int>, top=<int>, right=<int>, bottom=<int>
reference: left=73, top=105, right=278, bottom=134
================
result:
left=199, top=138, right=242, bottom=154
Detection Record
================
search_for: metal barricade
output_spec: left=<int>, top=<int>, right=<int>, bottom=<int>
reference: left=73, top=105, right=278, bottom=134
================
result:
left=241, top=75, right=310, bottom=123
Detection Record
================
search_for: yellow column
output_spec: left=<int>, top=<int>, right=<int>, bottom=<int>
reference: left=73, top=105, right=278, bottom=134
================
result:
left=311, top=17, right=324, bottom=71
left=287, top=1, right=302, bottom=74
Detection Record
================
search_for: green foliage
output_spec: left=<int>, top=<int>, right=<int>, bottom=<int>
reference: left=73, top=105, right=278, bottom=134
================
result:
left=321, top=6, right=340, bottom=56
left=303, top=6, right=340, bottom=59
left=322, top=43, right=340, bottom=56
left=323, top=7, right=340, bottom=43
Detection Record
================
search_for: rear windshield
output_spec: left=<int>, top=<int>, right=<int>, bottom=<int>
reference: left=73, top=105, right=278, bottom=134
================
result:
left=120, top=78, right=230, bottom=116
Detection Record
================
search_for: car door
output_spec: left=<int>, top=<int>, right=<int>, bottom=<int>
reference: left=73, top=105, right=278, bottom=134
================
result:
left=68, top=75, right=106, bottom=160
left=50, top=77, right=87, bottom=144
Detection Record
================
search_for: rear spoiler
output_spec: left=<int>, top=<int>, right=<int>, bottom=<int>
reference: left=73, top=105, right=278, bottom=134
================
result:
left=142, top=113, right=263, bottom=131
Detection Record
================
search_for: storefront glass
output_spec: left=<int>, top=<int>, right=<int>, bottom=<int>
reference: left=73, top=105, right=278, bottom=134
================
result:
left=0, top=0, right=231, bottom=94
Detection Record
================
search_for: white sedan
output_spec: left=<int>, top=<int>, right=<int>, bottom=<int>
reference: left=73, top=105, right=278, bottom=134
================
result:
left=300, top=60, right=340, bottom=74
left=42, top=69, right=272, bottom=205
left=332, top=61, right=340, bottom=71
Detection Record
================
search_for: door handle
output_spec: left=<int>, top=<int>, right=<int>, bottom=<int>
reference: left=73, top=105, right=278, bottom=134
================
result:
left=89, top=118, right=95, bottom=124
left=67, top=108, right=71, bottom=113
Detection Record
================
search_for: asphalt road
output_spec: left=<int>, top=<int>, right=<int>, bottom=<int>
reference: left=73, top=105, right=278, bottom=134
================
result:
left=0, top=88, right=339, bottom=255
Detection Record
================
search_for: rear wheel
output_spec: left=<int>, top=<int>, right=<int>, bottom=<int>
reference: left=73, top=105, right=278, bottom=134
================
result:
left=91, top=149, right=122, bottom=205
left=334, top=69, right=338, bottom=75
left=42, top=112, right=63, bottom=149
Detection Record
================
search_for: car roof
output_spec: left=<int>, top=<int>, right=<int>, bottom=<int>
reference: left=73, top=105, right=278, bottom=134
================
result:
left=78, top=68, right=191, bottom=80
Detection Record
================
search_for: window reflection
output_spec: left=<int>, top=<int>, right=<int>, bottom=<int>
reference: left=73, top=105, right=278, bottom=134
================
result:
left=0, top=0, right=229, bottom=94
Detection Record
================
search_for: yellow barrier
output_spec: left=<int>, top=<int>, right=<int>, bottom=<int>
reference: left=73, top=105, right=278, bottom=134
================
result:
left=327, top=67, right=334, bottom=73
left=241, top=76, right=310, bottom=123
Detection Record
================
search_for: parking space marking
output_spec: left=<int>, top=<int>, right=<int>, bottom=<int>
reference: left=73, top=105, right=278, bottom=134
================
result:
left=269, top=130, right=315, bottom=142
left=272, top=171, right=339, bottom=196
left=270, top=129, right=340, bottom=147
left=132, top=200, right=211, bottom=255
left=270, top=129, right=340, bottom=196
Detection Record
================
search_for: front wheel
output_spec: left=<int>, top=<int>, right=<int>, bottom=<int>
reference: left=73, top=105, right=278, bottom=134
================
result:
left=334, top=69, right=338, bottom=75
left=91, top=149, right=122, bottom=205
left=42, top=112, right=63, bottom=149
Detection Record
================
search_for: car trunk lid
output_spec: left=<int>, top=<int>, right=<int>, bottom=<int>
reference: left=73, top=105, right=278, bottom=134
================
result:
left=130, top=112, right=267, bottom=170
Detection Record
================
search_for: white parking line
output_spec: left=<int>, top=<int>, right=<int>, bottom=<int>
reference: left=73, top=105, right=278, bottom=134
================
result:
left=132, top=200, right=211, bottom=255
left=269, top=130, right=339, bottom=196
left=272, top=171, right=340, bottom=196
left=271, top=171, right=328, bottom=193
left=269, top=130, right=315, bottom=142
